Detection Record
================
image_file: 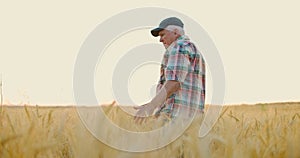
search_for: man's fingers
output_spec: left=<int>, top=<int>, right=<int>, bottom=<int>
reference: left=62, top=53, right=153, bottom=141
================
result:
left=137, top=117, right=146, bottom=124
left=133, top=106, right=139, bottom=110
left=133, top=105, right=152, bottom=124
left=134, top=116, right=143, bottom=124
left=133, top=105, right=144, bottom=110
left=134, top=113, right=148, bottom=124
left=134, top=110, right=144, bottom=122
left=138, top=118, right=143, bottom=124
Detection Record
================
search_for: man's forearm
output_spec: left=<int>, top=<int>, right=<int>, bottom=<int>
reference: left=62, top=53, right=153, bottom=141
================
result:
left=150, top=80, right=180, bottom=108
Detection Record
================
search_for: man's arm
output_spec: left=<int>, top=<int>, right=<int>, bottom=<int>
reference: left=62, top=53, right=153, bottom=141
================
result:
left=150, top=80, right=180, bottom=107
left=134, top=80, right=180, bottom=123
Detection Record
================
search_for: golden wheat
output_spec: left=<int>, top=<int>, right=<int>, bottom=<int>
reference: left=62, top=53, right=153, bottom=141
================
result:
left=0, top=102, right=299, bottom=158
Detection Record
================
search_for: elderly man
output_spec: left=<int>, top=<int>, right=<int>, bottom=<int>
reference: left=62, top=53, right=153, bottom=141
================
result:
left=134, top=17, right=205, bottom=123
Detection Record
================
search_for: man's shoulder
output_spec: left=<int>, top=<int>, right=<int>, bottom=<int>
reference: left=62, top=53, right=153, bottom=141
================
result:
left=177, top=40, right=190, bottom=47
left=176, top=39, right=198, bottom=54
left=177, top=39, right=197, bottom=52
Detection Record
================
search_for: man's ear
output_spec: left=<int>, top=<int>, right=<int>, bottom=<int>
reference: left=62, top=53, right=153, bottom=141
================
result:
left=173, top=29, right=180, bottom=38
left=173, top=28, right=178, bottom=35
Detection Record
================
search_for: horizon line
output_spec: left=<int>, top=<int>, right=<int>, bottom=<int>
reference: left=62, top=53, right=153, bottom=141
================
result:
left=1, top=101, right=300, bottom=107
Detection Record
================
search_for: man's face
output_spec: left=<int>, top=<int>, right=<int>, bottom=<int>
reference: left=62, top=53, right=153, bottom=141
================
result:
left=158, top=29, right=178, bottom=49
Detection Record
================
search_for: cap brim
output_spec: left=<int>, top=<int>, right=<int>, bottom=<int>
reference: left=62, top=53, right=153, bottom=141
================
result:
left=151, top=28, right=163, bottom=37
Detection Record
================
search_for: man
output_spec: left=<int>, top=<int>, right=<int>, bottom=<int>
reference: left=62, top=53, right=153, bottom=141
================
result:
left=134, top=17, right=205, bottom=123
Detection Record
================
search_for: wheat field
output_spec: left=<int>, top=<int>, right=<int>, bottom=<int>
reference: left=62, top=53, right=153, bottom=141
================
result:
left=0, top=102, right=299, bottom=158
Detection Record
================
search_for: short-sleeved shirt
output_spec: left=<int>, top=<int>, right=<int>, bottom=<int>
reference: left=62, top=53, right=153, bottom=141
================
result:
left=155, top=35, right=205, bottom=118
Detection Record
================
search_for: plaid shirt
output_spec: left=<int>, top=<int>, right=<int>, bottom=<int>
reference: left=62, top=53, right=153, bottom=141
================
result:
left=155, top=35, right=205, bottom=118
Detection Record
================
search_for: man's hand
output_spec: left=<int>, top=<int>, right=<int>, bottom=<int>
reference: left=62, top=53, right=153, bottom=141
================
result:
left=134, top=81, right=180, bottom=124
left=134, top=103, right=156, bottom=124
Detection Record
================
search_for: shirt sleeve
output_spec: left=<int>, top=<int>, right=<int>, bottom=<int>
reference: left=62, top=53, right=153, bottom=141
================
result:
left=200, top=56, right=206, bottom=103
left=165, top=45, right=190, bottom=83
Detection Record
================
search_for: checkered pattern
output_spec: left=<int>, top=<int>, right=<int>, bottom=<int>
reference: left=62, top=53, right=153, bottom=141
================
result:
left=155, top=35, right=205, bottom=118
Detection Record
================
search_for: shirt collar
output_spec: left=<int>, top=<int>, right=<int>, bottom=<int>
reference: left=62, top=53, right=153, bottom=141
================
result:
left=177, top=35, right=190, bottom=41
left=166, top=35, right=190, bottom=52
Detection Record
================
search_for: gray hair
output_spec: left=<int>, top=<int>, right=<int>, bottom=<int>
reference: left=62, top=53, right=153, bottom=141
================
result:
left=165, top=25, right=185, bottom=35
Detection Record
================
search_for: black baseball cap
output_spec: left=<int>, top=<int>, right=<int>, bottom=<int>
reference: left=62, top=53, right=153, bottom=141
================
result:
left=151, top=17, right=184, bottom=37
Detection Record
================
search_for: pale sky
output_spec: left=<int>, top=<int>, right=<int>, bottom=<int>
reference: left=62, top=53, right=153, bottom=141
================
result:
left=0, top=0, right=299, bottom=105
